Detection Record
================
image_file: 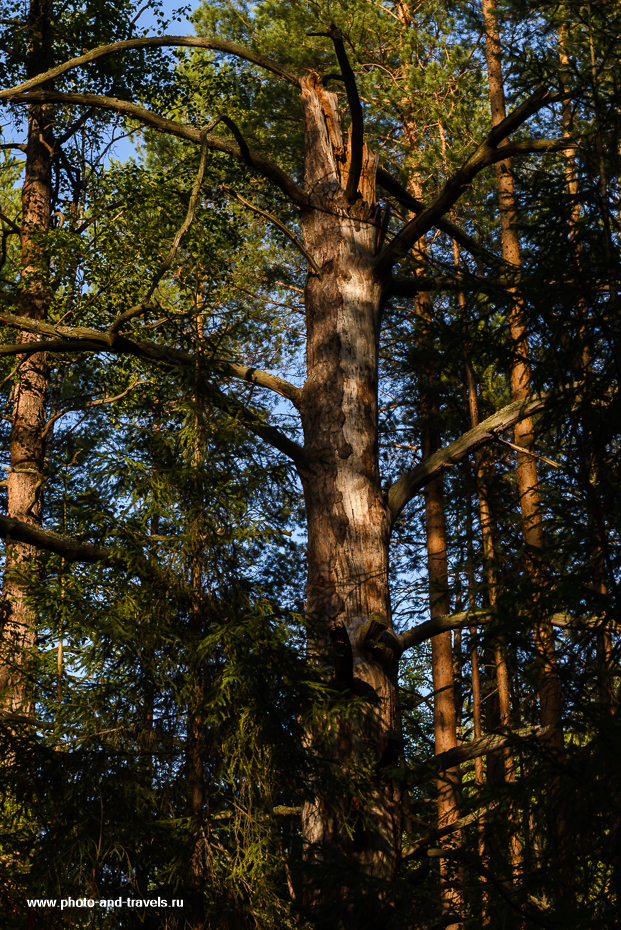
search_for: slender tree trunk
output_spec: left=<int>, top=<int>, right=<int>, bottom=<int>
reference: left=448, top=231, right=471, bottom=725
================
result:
left=411, top=144, right=461, bottom=923
left=465, top=358, right=522, bottom=885
left=0, top=0, right=53, bottom=713
left=560, top=23, right=615, bottom=713
left=298, top=74, right=400, bottom=905
left=419, top=331, right=461, bottom=923
left=465, top=495, right=489, bottom=922
left=481, top=0, right=563, bottom=747
left=423, top=464, right=462, bottom=926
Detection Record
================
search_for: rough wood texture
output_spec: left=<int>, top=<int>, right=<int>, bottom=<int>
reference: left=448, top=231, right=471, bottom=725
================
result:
left=482, top=0, right=563, bottom=750
left=1, top=0, right=52, bottom=713
left=298, top=73, right=400, bottom=888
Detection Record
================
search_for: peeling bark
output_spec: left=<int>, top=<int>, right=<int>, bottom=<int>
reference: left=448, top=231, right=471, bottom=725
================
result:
left=298, top=74, right=400, bottom=890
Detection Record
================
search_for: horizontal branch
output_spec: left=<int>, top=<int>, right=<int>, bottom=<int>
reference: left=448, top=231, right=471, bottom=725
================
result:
left=0, top=310, right=302, bottom=405
left=398, top=609, right=484, bottom=650
left=0, top=514, right=110, bottom=563
left=10, top=91, right=309, bottom=208
left=402, top=800, right=499, bottom=859
left=0, top=35, right=300, bottom=99
left=409, top=725, right=552, bottom=777
left=387, top=391, right=551, bottom=523
left=205, top=379, right=305, bottom=462
left=0, top=312, right=304, bottom=458
left=397, top=607, right=615, bottom=652
left=375, top=86, right=566, bottom=274
left=0, top=712, right=54, bottom=730
left=390, top=271, right=512, bottom=298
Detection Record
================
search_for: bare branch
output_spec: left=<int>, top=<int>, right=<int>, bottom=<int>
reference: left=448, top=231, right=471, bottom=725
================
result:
left=0, top=142, right=27, bottom=153
left=492, top=435, right=562, bottom=469
left=0, top=312, right=304, bottom=464
left=0, top=210, right=21, bottom=235
left=397, top=607, right=615, bottom=652
left=0, top=35, right=300, bottom=100
left=0, top=518, right=190, bottom=595
left=390, top=272, right=510, bottom=298
left=221, top=184, right=322, bottom=276
left=0, top=712, right=54, bottom=730
left=0, top=515, right=110, bottom=563
left=0, top=338, right=113, bottom=357
left=109, top=127, right=214, bottom=334
left=398, top=609, right=486, bottom=651
left=41, top=380, right=152, bottom=437
left=402, top=801, right=499, bottom=859
left=328, top=24, right=364, bottom=202
left=10, top=92, right=310, bottom=208
left=410, top=725, right=553, bottom=776
left=0, top=340, right=303, bottom=411
left=0, top=309, right=302, bottom=406
left=375, top=87, right=567, bottom=274
left=205, top=379, right=305, bottom=463
left=377, top=167, right=508, bottom=274
left=387, top=392, right=552, bottom=523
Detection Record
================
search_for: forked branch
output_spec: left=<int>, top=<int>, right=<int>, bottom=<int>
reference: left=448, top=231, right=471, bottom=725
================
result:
left=375, top=87, right=570, bottom=274
left=377, top=168, right=508, bottom=275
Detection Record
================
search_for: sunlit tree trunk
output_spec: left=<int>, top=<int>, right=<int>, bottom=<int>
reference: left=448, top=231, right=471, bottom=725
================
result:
left=418, top=305, right=462, bottom=925
left=465, top=356, right=521, bottom=883
left=0, top=0, right=53, bottom=713
left=481, top=0, right=563, bottom=746
left=299, top=75, right=401, bottom=900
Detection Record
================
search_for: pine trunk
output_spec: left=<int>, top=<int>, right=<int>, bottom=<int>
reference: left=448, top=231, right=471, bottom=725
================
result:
left=298, top=74, right=401, bottom=891
left=481, top=0, right=563, bottom=746
left=0, top=0, right=53, bottom=711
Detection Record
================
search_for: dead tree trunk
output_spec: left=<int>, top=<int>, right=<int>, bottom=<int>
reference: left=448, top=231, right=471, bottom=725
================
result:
left=298, top=73, right=401, bottom=889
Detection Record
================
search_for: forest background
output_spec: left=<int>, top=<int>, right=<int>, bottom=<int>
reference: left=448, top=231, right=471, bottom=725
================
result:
left=0, top=0, right=620, bottom=928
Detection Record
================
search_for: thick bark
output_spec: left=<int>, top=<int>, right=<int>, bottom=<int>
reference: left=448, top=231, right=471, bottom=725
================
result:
left=0, top=0, right=53, bottom=713
left=298, top=74, right=400, bottom=892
